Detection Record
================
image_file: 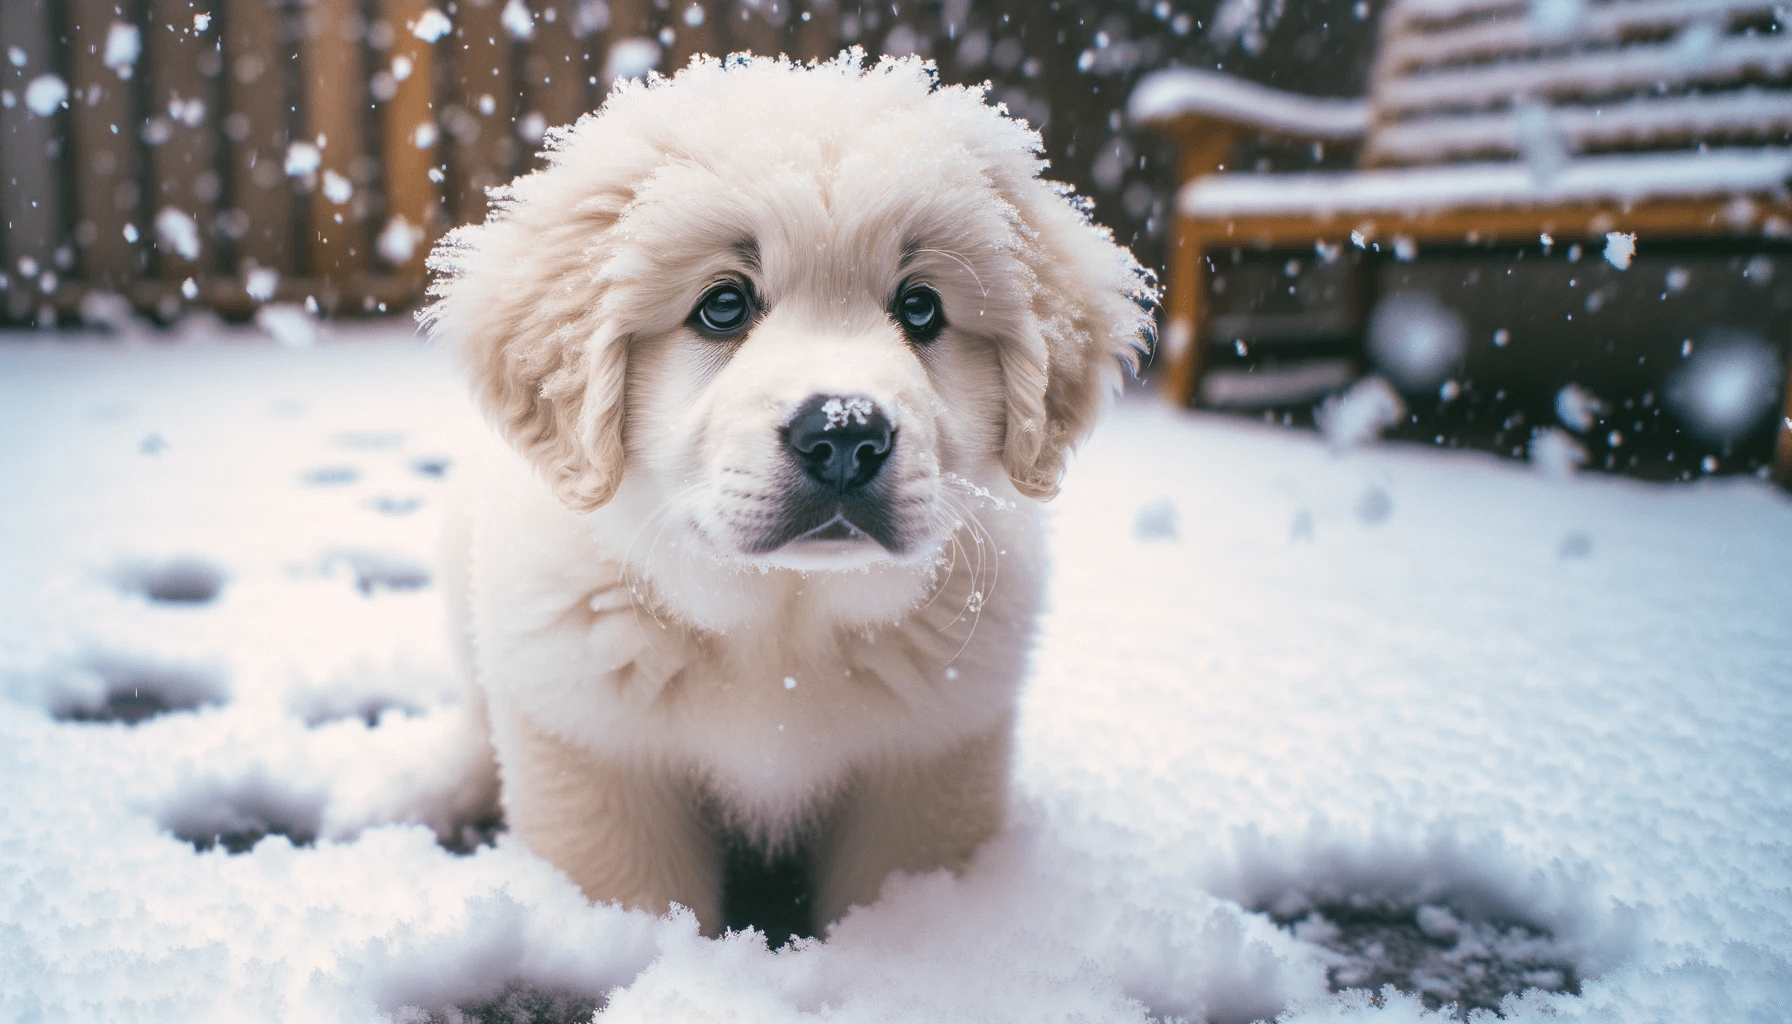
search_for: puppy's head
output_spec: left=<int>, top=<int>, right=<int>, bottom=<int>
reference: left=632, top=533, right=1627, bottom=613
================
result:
left=423, top=53, right=1154, bottom=585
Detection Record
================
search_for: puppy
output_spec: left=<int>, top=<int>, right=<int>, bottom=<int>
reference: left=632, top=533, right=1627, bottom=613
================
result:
left=423, top=52, right=1153, bottom=939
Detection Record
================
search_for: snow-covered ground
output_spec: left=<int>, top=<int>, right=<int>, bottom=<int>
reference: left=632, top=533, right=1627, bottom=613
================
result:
left=1, top=323, right=1788, bottom=1023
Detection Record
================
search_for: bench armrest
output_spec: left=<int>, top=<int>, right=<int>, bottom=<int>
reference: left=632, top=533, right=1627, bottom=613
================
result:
left=1129, top=68, right=1370, bottom=143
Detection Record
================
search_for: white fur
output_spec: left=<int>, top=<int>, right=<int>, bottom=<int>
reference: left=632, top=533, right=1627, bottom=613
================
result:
left=422, top=51, right=1154, bottom=935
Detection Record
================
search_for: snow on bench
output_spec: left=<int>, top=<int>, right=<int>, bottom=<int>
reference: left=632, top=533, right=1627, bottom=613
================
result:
left=1131, top=0, right=1792, bottom=482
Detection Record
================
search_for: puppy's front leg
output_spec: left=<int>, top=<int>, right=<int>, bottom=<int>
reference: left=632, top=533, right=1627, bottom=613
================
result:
left=499, top=714, right=722, bottom=933
left=814, top=723, right=1013, bottom=929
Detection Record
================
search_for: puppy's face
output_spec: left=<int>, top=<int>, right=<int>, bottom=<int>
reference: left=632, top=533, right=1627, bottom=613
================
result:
left=424, top=55, right=1155, bottom=624
left=613, top=158, right=1023, bottom=579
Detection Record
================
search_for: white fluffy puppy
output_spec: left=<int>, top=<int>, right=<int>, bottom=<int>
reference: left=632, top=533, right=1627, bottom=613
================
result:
left=423, top=52, right=1153, bottom=938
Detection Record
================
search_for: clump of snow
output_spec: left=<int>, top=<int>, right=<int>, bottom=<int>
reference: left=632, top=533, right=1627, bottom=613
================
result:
left=23, top=74, right=67, bottom=116
left=1528, top=426, right=1586, bottom=477
left=1602, top=231, right=1636, bottom=270
left=1743, top=254, right=1774, bottom=286
left=255, top=303, right=320, bottom=348
left=154, top=207, right=202, bottom=261
left=1665, top=329, right=1783, bottom=443
left=1316, top=376, right=1405, bottom=450
left=501, top=0, right=535, bottom=40
left=411, top=8, right=453, bottom=43
left=378, top=216, right=421, bottom=266
left=573, top=0, right=612, bottom=37
left=102, top=21, right=141, bottom=79
left=78, top=290, right=144, bottom=336
left=821, top=396, right=875, bottom=429
left=605, top=38, right=661, bottom=84
left=167, top=92, right=205, bottom=127
left=322, top=169, right=355, bottom=204
left=1210, top=0, right=1266, bottom=54
left=1366, top=294, right=1466, bottom=393
left=285, top=141, right=322, bottom=177
left=244, top=266, right=280, bottom=302
left=1553, top=383, right=1605, bottom=433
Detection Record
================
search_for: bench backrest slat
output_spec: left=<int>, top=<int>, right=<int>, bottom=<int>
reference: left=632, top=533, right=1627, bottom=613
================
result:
left=1365, top=0, right=1792, bottom=168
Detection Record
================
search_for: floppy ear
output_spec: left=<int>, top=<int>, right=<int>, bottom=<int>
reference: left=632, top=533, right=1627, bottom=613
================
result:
left=419, top=121, right=650, bottom=514
left=994, top=176, right=1158, bottom=500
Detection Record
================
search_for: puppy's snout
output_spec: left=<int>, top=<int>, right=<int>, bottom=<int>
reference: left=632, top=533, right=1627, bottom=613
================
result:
left=785, top=394, right=894, bottom=493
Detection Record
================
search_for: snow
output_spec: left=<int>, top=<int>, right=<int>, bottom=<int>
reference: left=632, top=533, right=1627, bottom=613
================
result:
left=1316, top=376, right=1405, bottom=450
left=378, top=217, right=422, bottom=266
left=1378, top=32, right=1792, bottom=115
left=411, top=8, right=453, bottom=44
left=1, top=325, right=1790, bottom=1023
left=245, top=266, right=280, bottom=302
left=605, top=38, right=662, bottom=85
left=285, top=141, right=322, bottom=177
left=1129, top=68, right=1369, bottom=141
left=1370, top=89, right=1792, bottom=167
left=1664, top=330, right=1784, bottom=444
left=23, top=73, right=66, bottom=117
left=1553, top=383, right=1605, bottom=433
left=1365, top=294, right=1466, bottom=392
left=502, top=0, right=536, bottom=41
left=102, top=21, right=141, bottom=80
left=1526, top=427, right=1587, bottom=477
left=324, top=170, right=356, bottom=205
left=1601, top=231, right=1635, bottom=270
left=153, top=206, right=201, bottom=261
left=1528, top=0, right=1583, bottom=41
left=1180, top=147, right=1792, bottom=219
left=254, top=304, right=321, bottom=348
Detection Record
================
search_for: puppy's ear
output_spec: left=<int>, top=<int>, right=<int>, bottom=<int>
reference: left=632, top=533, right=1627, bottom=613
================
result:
left=420, top=129, right=642, bottom=513
left=996, top=179, right=1158, bottom=500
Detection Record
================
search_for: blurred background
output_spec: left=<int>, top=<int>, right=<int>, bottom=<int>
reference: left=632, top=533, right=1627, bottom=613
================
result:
left=3, top=0, right=1789, bottom=482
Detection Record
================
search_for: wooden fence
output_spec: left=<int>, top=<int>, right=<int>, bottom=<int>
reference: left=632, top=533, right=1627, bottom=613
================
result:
left=5, top=0, right=1113, bottom=325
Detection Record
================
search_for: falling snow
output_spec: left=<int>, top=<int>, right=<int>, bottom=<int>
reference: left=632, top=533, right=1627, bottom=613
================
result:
left=152, top=207, right=201, bottom=261
left=23, top=74, right=67, bottom=117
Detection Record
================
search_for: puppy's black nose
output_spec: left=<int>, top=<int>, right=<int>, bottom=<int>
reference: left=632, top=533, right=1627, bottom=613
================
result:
left=785, top=394, right=894, bottom=492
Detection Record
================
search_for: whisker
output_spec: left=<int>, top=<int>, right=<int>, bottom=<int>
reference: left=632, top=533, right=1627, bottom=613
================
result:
left=912, top=247, right=989, bottom=299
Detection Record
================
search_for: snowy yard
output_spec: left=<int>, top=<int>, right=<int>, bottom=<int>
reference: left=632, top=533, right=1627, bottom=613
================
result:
left=1, top=323, right=1788, bottom=1023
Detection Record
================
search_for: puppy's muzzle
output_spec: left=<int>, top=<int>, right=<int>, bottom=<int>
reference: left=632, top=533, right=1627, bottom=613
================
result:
left=743, top=393, right=915, bottom=558
left=784, top=394, right=894, bottom=493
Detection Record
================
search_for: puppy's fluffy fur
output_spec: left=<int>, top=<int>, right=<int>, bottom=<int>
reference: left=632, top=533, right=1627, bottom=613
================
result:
left=423, top=52, right=1153, bottom=936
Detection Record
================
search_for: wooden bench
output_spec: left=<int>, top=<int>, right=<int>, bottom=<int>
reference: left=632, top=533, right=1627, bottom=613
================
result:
left=1132, top=0, right=1792, bottom=480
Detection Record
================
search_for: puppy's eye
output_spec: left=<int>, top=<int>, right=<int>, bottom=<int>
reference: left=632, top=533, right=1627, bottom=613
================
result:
left=693, top=283, right=752, bottom=335
left=894, top=285, right=944, bottom=341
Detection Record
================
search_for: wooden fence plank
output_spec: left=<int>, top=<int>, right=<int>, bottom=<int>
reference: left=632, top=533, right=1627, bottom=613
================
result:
left=376, top=0, right=443, bottom=285
left=525, top=0, right=590, bottom=133
left=726, top=1, right=785, bottom=58
left=301, top=0, right=371, bottom=306
left=146, top=0, right=223, bottom=292
left=447, top=0, right=517, bottom=227
left=794, top=0, right=840, bottom=63
left=666, top=0, right=719, bottom=71
left=223, top=0, right=297, bottom=282
left=2, top=0, right=68, bottom=321
left=67, top=0, right=144, bottom=294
